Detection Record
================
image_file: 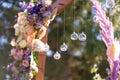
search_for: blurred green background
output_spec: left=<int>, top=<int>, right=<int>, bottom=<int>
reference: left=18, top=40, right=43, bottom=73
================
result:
left=0, top=0, right=120, bottom=80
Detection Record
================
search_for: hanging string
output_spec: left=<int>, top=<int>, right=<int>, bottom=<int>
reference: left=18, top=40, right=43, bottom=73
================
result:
left=63, top=10, right=66, bottom=42
left=57, top=24, right=59, bottom=50
left=73, top=0, right=75, bottom=32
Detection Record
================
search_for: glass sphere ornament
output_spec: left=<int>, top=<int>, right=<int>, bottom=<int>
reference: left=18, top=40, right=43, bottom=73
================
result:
left=70, top=32, right=78, bottom=40
left=79, top=32, right=87, bottom=41
left=60, top=42, right=68, bottom=52
left=106, top=0, right=115, bottom=8
left=45, top=43, right=50, bottom=51
left=93, top=16, right=99, bottom=23
left=53, top=51, right=61, bottom=60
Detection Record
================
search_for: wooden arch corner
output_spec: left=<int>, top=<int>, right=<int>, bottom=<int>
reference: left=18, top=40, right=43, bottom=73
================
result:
left=35, top=0, right=74, bottom=80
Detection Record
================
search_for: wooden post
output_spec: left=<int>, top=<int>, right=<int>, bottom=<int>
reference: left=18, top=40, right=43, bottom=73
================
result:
left=35, top=0, right=74, bottom=80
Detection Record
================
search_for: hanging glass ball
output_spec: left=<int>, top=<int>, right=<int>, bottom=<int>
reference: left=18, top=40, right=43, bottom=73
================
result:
left=53, top=51, right=61, bottom=60
left=106, top=0, right=115, bottom=8
left=60, top=42, right=68, bottom=52
left=70, top=32, right=78, bottom=40
left=93, top=16, right=99, bottom=23
left=45, top=43, right=50, bottom=51
left=79, top=32, right=87, bottom=41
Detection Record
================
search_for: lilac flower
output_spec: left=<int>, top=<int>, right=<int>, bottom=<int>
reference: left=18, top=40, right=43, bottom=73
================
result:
left=24, top=50, right=31, bottom=55
left=27, top=4, right=43, bottom=14
left=20, top=65, right=26, bottom=72
left=91, top=0, right=120, bottom=80
left=110, top=61, right=119, bottom=80
left=43, top=11, right=52, bottom=18
left=19, top=1, right=27, bottom=10
left=91, top=0, right=114, bottom=47
left=24, top=54, right=31, bottom=60
left=46, top=5, right=52, bottom=11
left=38, top=15, right=43, bottom=21
left=36, top=22, right=44, bottom=28
left=38, top=0, right=42, bottom=2
left=26, top=15, right=36, bottom=25
left=6, top=63, right=14, bottom=71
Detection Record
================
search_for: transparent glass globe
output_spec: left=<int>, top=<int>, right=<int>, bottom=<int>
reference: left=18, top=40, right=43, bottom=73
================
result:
left=106, top=0, right=115, bottom=8
left=45, top=43, right=50, bottom=51
left=93, top=16, right=99, bottom=23
left=53, top=51, right=61, bottom=60
left=70, top=32, right=78, bottom=40
left=79, top=32, right=87, bottom=41
left=60, top=42, right=68, bottom=51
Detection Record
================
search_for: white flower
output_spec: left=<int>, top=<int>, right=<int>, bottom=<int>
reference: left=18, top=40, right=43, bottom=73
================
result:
left=113, top=39, right=120, bottom=61
left=32, top=39, right=45, bottom=52
left=28, top=72, right=33, bottom=80
left=18, top=40, right=27, bottom=48
left=10, top=38, right=16, bottom=46
left=43, top=0, right=52, bottom=6
left=93, top=73, right=102, bottom=80
left=31, top=65, right=38, bottom=73
left=15, top=27, right=20, bottom=36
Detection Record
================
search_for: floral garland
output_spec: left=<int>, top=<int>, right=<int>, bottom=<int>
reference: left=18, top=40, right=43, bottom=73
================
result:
left=7, top=0, right=57, bottom=79
left=91, top=0, right=120, bottom=80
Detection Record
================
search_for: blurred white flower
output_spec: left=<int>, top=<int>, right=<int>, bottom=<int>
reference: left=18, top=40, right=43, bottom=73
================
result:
left=10, top=38, right=16, bottom=47
left=18, top=40, right=27, bottom=48
left=32, top=39, right=45, bottom=52
left=29, top=72, right=33, bottom=80
left=93, top=73, right=102, bottom=80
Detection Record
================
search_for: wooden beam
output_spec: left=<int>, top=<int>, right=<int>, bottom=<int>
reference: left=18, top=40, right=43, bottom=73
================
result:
left=52, top=0, right=74, bottom=15
left=35, top=0, right=74, bottom=80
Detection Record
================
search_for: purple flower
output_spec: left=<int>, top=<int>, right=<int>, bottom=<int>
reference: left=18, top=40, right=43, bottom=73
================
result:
left=24, top=50, right=31, bottom=55
left=46, top=5, right=52, bottom=11
left=38, top=15, right=43, bottom=21
left=36, top=22, right=43, bottom=28
left=19, top=2, right=27, bottom=10
left=110, top=61, right=119, bottom=80
left=91, top=0, right=120, bottom=80
left=26, top=15, right=35, bottom=25
left=24, top=55, right=30, bottom=60
left=91, top=0, right=114, bottom=47
left=6, top=63, right=14, bottom=71
left=20, top=66, right=26, bottom=72
left=38, top=0, right=43, bottom=2
left=27, top=4, right=43, bottom=15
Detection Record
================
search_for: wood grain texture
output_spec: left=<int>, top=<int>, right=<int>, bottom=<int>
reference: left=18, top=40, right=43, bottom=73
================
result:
left=35, top=0, right=74, bottom=80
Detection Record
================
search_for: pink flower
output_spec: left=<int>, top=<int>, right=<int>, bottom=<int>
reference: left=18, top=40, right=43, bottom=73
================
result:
left=17, top=12, right=24, bottom=23
left=22, top=60, right=29, bottom=67
left=11, top=66, right=19, bottom=74
left=91, top=0, right=114, bottom=47
left=91, top=0, right=120, bottom=80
